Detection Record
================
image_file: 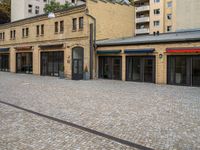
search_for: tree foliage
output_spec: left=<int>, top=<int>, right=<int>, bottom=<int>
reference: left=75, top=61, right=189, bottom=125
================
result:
left=44, top=0, right=72, bottom=14
left=0, top=0, right=11, bottom=23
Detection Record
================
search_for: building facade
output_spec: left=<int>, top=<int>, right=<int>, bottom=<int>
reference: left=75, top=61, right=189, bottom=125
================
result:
left=96, top=30, right=200, bottom=86
left=11, top=0, right=85, bottom=22
left=0, top=1, right=134, bottom=79
left=134, top=0, right=200, bottom=35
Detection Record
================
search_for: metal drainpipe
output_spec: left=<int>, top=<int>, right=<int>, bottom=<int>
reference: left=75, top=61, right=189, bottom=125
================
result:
left=86, top=12, right=96, bottom=47
left=86, top=11, right=96, bottom=79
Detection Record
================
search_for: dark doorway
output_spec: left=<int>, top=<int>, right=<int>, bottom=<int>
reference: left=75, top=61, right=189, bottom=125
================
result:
left=99, top=56, right=122, bottom=80
left=72, top=47, right=84, bottom=80
left=16, top=52, right=33, bottom=74
left=0, top=53, right=9, bottom=71
left=126, top=56, right=155, bottom=83
left=41, top=51, right=64, bottom=77
left=192, top=56, right=200, bottom=86
left=167, top=55, right=200, bottom=86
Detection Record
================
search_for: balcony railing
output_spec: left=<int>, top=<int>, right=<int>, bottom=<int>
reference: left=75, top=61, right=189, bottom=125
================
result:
left=136, top=17, right=150, bottom=23
left=135, top=28, right=150, bottom=34
left=136, top=5, right=150, bottom=12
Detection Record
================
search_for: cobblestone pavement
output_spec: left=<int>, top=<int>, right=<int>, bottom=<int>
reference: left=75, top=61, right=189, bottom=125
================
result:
left=0, top=72, right=200, bottom=150
left=0, top=103, right=135, bottom=150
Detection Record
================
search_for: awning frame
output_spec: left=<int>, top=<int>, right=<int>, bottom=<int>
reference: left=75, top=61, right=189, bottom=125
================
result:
left=96, top=50, right=122, bottom=54
left=39, top=43, right=64, bottom=49
left=0, top=48, right=10, bottom=52
left=124, top=48, right=155, bottom=54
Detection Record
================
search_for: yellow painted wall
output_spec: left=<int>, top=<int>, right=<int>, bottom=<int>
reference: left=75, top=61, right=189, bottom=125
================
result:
left=87, top=0, right=135, bottom=40
left=175, top=0, right=200, bottom=31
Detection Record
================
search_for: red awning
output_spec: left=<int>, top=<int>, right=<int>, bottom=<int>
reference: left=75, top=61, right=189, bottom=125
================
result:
left=166, top=47, right=200, bottom=53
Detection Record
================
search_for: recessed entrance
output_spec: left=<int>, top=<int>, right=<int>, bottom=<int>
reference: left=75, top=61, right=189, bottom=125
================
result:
left=99, top=56, right=122, bottom=80
left=72, top=47, right=84, bottom=80
left=126, top=56, right=155, bottom=83
left=167, top=55, right=200, bottom=86
left=0, top=53, right=9, bottom=72
left=16, top=52, right=32, bottom=74
left=41, top=51, right=64, bottom=77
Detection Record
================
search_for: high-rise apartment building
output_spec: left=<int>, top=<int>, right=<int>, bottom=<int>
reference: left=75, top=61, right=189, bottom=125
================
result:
left=11, top=0, right=85, bottom=22
left=134, top=0, right=200, bottom=35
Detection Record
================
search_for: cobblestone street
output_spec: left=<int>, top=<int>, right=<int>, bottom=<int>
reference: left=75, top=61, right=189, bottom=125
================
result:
left=0, top=72, right=200, bottom=150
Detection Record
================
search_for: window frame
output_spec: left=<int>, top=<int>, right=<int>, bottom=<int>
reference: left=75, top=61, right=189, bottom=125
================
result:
left=55, top=22, right=59, bottom=33
left=72, top=18, right=77, bottom=31
left=60, top=21, right=64, bottom=33
left=79, top=17, right=84, bottom=30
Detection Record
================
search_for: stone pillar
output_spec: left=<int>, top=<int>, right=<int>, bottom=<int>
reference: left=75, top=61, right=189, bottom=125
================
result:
left=65, top=46, right=71, bottom=79
left=122, top=53, right=126, bottom=81
left=10, top=47, right=16, bottom=73
left=33, top=45, right=40, bottom=75
left=156, top=51, right=167, bottom=84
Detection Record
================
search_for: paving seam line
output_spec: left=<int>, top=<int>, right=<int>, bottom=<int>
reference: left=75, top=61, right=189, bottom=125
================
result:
left=0, top=100, right=154, bottom=150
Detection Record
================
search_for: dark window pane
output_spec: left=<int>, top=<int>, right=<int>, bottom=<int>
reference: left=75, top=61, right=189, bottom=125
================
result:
left=36, top=25, right=40, bottom=36
left=192, top=57, right=200, bottom=86
left=72, top=18, right=77, bottom=31
left=175, top=57, right=187, bottom=84
left=41, top=24, right=44, bottom=35
left=55, top=22, right=58, bottom=33
left=60, top=21, right=64, bottom=32
left=144, top=58, right=154, bottom=82
left=79, top=17, right=84, bottom=29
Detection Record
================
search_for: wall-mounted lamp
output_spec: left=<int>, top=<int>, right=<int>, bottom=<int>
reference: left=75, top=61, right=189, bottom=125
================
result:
left=159, top=54, right=163, bottom=59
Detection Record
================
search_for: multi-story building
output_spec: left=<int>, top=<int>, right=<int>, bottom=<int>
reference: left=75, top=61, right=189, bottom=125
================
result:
left=11, top=0, right=85, bottom=22
left=134, top=0, right=200, bottom=35
left=0, top=0, right=134, bottom=79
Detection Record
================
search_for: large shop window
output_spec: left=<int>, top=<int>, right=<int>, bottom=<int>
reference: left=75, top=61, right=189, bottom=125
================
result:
left=99, top=56, right=122, bottom=80
left=16, top=52, right=33, bottom=74
left=167, top=56, right=200, bottom=86
left=41, top=51, right=64, bottom=77
left=126, top=56, right=155, bottom=83
left=0, top=54, right=9, bottom=71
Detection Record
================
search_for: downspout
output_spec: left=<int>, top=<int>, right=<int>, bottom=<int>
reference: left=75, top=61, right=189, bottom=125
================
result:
left=85, top=9, right=96, bottom=79
left=85, top=9, right=96, bottom=46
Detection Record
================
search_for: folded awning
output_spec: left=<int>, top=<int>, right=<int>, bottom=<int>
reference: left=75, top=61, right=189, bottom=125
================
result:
left=166, top=47, right=200, bottom=53
left=39, top=43, right=64, bottom=49
left=0, top=48, right=10, bottom=52
left=15, top=46, right=33, bottom=50
left=96, top=50, right=121, bottom=54
left=124, top=48, right=155, bottom=54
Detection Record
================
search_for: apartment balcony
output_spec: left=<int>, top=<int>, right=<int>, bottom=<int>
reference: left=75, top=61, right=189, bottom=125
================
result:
left=135, top=28, right=150, bottom=34
left=136, top=17, right=150, bottom=23
left=135, top=5, right=150, bottom=12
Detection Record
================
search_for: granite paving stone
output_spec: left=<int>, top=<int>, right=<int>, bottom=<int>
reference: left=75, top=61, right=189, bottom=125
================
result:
left=0, top=72, right=200, bottom=149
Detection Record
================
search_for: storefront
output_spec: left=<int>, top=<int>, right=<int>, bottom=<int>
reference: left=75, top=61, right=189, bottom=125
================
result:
left=125, top=49, right=155, bottom=83
left=40, top=44, right=64, bottom=77
left=16, top=52, right=33, bottom=74
left=167, top=48, right=200, bottom=86
left=0, top=48, right=10, bottom=72
left=15, top=46, right=33, bottom=74
left=41, top=51, right=64, bottom=77
left=98, top=50, right=122, bottom=80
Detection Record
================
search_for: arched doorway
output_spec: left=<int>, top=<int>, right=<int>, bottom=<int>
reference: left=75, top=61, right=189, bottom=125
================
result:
left=72, top=47, right=84, bottom=80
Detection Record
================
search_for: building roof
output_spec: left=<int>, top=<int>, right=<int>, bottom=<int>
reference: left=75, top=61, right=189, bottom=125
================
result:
left=0, top=4, right=86, bottom=28
left=96, top=30, right=200, bottom=47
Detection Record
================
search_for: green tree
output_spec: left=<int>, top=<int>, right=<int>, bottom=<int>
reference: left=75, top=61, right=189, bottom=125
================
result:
left=0, top=0, right=11, bottom=23
left=44, top=0, right=72, bottom=14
